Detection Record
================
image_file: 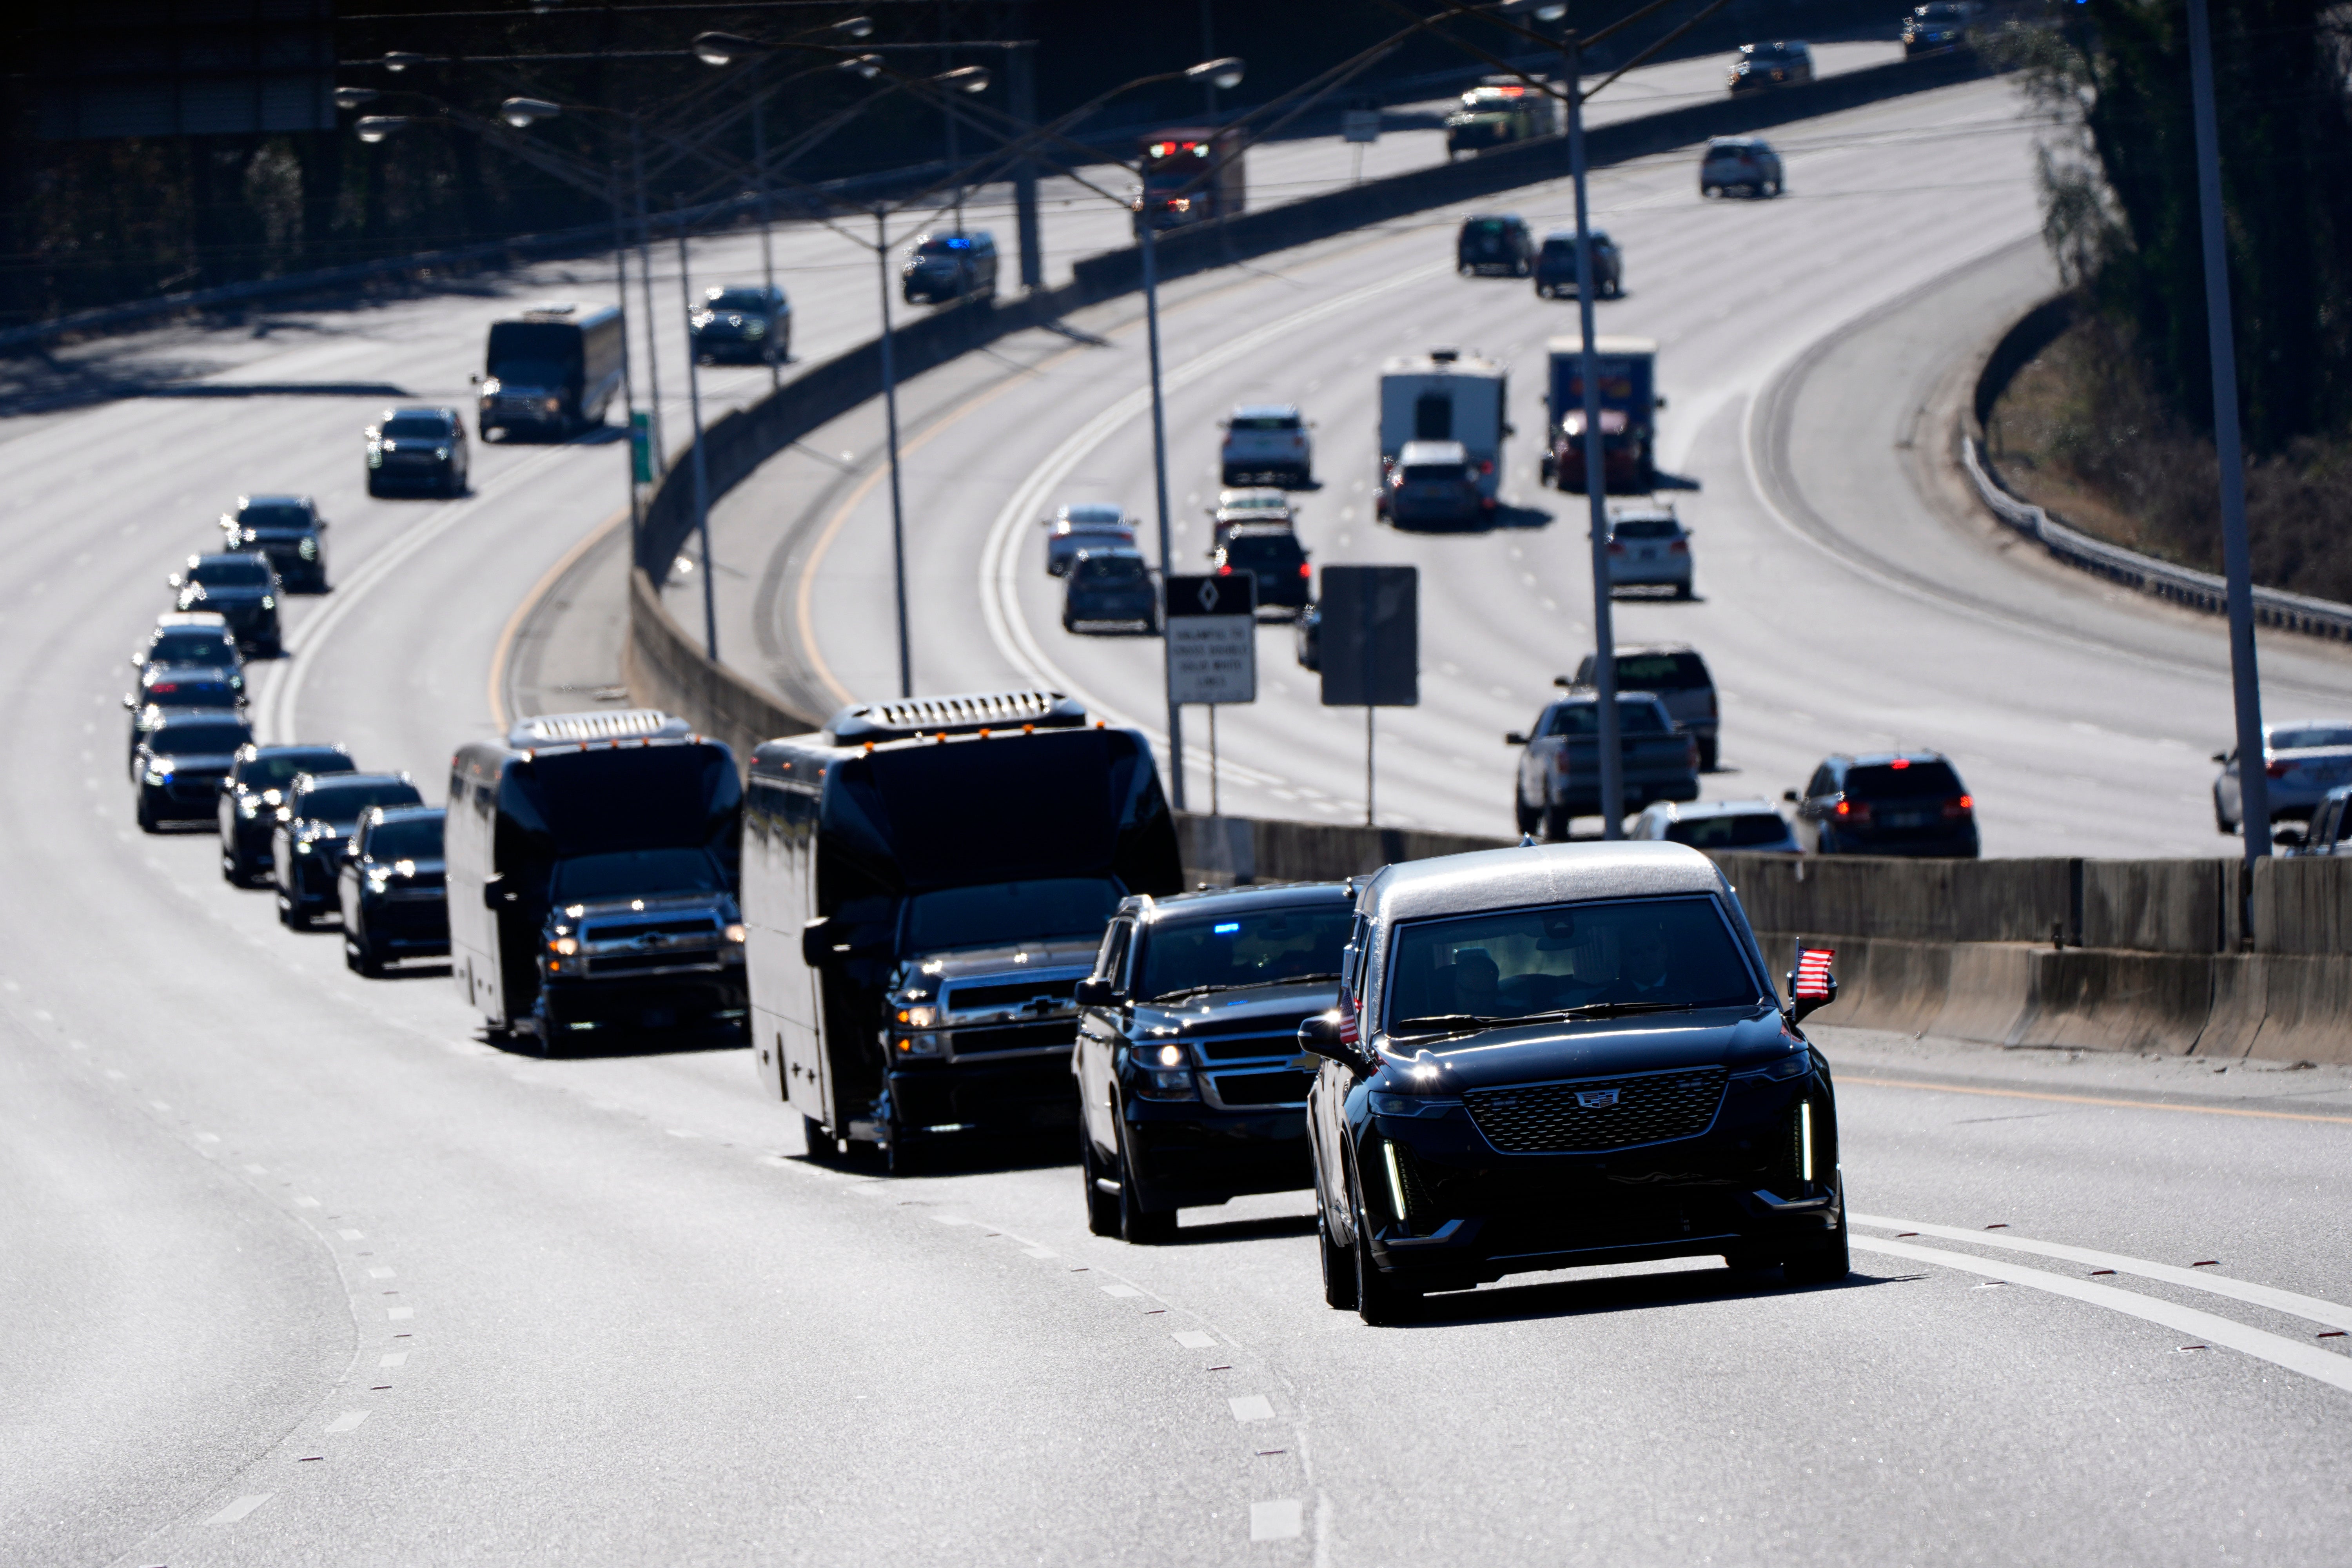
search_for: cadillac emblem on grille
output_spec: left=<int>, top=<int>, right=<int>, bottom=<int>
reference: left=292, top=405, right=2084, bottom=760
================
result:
left=1576, top=1088, right=1621, bottom=1108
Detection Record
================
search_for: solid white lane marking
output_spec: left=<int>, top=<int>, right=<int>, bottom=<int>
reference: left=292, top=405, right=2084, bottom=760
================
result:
left=1250, top=1499, right=1304, bottom=1541
left=1852, top=1238, right=2352, bottom=1395
left=338, top=1229, right=364, bottom=1240
left=379, top=1352, right=408, bottom=1368
left=1172, top=1330, right=1218, bottom=1350
left=1229, top=1395, right=1277, bottom=1422
left=931, top=1214, right=970, bottom=1226
left=324, top=1410, right=370, bottom=1434
left=206, top=1494, right=272, bottom=1524
left=368, top=1267, right=395, bottom=1279
left=387, top=1307, right=414, bottom=1320
left=1854, top=1214, right=2352, bottom=1333
left=294, top=1196, right=320, bottom=1208
left=1101, top=1284, right=1143, bottom=1298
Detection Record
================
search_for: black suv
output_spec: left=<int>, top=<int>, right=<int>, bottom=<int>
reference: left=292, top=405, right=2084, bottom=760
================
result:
left=1788, top=750, right=1979, bottom=858
left=1456, top=213, right=1535, bottom=277
left=169, top=554, right=282, bottom=656
left=133, top=711, right=253, bottom=833
left=338, top=805, right=449, bottom=975
left=125, top=664, right=245, bottom=769
left=1534, top=229, right=1622, bottom=299
left=272, top=771, right=425, bottom=927
left=133, top=616, right=240, bottom=682
left=1212, top=526, right=1311, bottom=618
left=365, top=407, right=470, bottom=497
left=217, top=494, right=330, bottom=592
left=691, top=284, right=791, bottom=365
left=1075, top=884, right=1354, bottom=1242
left=219, top=743, right=356, bottom=885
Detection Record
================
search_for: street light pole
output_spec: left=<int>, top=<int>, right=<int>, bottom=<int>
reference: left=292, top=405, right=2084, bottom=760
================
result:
left=875, top=207, right=913, bottom=699
left=1140, top=212, right=1186, bottom=810
left=2185, top=0, right=2269, bottom=865
left=630, top=127, right=667, bottom=477
left=1565, top=31, right=1624, bottom=840
left=607, top=169, right=643, bottom=537
left=749, top=56, right=783, bottom=392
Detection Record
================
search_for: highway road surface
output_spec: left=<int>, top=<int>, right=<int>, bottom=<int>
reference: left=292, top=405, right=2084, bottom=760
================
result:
left=4, top=51, right=2351, bottom=1568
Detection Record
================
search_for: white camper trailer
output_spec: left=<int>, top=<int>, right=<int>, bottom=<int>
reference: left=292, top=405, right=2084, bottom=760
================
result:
left=1376, top=348, right=1509, bottom=512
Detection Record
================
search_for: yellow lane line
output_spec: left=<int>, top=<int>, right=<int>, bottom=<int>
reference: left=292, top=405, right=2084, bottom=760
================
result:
left=486, top=501, right=632, bottom=732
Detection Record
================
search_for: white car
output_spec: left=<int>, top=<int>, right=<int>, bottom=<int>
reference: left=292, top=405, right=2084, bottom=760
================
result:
left=2212, top=719, right=2352, bottom=834
left=1606, top=502, right=1693, bottom=597
left=1220, top=404, right=1313, bottom=488
left=1042, top=503, right=1138, bottom=577
left=1631, top=799, right=1800, bottom=852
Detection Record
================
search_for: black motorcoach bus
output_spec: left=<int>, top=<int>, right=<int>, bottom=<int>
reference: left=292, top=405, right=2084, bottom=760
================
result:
left=447, top=709, right=744, bottom=1049
left=744, top=691, right=1183, bottom=1171
left=478, top=303, right=624, bottom=440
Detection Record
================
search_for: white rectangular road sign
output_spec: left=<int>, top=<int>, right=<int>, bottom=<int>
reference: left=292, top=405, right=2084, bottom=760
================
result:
left=1167, top=615, right=1257, bottom=705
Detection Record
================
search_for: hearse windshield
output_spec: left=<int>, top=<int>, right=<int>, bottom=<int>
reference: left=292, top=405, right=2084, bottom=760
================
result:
left=1137, top=904, right=1352, bottom=1002
left=902, top=877, right=1123, bottom=952
left=1386, top=896, right=1763, bottom=1033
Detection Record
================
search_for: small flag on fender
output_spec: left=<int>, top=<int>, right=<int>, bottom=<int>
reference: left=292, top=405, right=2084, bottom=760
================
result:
left=1794, top=948, right=1835, bottom=999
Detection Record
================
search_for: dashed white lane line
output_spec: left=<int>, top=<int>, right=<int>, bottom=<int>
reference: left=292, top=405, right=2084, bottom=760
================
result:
left=1172, top=1330, right=1218, bottom=1350
left=1229, top=1396, right=1277, bottom=1422
left=338, top=1229, right=364, bottom=1240
left=104, top=1069, right=125, bottom=1081
left=379, top=1352, right=408, bottom=1368
left=386, top=1307, right=414, bottom=1321
left=1852, top=1238, right=2352, bottom=1396
left=206, top=1494, right=272, bottom=1525
left=1022, top=1245, right=1057, bottom=1259
left=293, top=1196, right=320, bottom=1208
left=367, top=1267, right=395, bottom=1279
left=323, top=1410, right=370, bottom=1434
left=1101, top=1283, right=1143, bottom=1298
left=1250, top=1499, right=1304, bottom=1541
left=244, top=1164, right=268, bottom=1175
left=1853, top=1214, right=2352, bottom=1333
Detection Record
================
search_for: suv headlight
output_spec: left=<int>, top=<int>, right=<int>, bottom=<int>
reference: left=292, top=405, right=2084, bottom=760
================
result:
left=1368, top=1092, right=1461, bottom=1118
left=1742, top=1047, right=1814, bottom=1082
left=1135, top=1065, right=1197, bottom=1101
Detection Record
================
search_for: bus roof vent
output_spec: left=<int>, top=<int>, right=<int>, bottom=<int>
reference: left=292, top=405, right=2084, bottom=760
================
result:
left=828, top=690, right=1085, bottom=742
left=521, top=301, right=581, bottom=320
left=508, top=708, right=688, bottom=747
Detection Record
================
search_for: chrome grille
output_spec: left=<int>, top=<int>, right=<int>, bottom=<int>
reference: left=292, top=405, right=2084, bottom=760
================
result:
left=583, top=915, right=717, bottom=944
left=1464, top=1067, right=1728, bottom=1154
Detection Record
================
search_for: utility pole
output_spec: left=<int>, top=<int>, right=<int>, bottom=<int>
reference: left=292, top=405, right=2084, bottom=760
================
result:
left=1565, top=26, right=1624, bottom=838
left=2185, top=0, right=2269, bottom=870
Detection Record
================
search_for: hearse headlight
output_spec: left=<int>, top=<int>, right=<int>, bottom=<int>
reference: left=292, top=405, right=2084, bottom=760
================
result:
left=1368, top=1091, right=1461, bottom=1118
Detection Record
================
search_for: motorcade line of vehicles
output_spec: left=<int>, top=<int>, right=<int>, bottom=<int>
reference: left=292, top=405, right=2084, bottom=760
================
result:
left=1509, top=689, right=1702, bottom=840
left=220, top=744, right=356, bottom=884
left=1533, top=229, right=1623, bottom=299
left=1042, top=503, right=1138, bottom=577
left=691, top=283, right=792, bottom=364
left=1786, top=751, right=1980, bottom=858
left=1444, top=82, right=1559, bottom=159
left=365, top=408, right=470, bottom=498
left=340, top=805, right=451, bottom=976
left=447, top=709, right=747, bottom=1048
left=1298, top=840, right=1847, bottom=1324
left=902, top=232, right=999, bottom=305
left=1699, top=136, right=1784, bottom=198
left=477, top=303, right=624, bottom=441
left=1727, top=40, right=1815, bottom=93
left=2210, top=720, right=2352, bottom=836
left=218, top=494, right=332, bottom=588
left=169, top=553, right=283, bottom=656
left=745, top=691, right=1183, bottom=1173
left=1075, top=882, right=1352, bottom=1242
left=274, top=771, right=426, bottom=928
left=1220, top=404, right=1315, bottom=488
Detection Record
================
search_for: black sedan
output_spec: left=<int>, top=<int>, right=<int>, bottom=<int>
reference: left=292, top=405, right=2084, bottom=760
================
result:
left=271, top=771, right=424, bottom=928
left=218, top=743, right=356, bottom=886
left=1299, top=842, right=1846, bottom=1324
left=125, top=664, right=245, bottom=769
left=132, top=711, right=254, bottom=833
left=364, top=407, right=470, bottom=497
left=217, top=494, right=330, bottom=592
left=1074, top=884, right=1353, bottom=1242
left=169, top=554, right=282, bottom=656
left=338, top=805, right=448, bottom=975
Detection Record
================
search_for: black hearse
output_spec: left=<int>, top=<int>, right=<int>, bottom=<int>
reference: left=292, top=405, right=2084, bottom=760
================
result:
left=1299, top=840, right=1846, bottom=1324
left=446, top=710, right=744, bottom=1048
left=743, top=691, right=1183, bottom=1173
left=1074, top=882, right=1353, bottom=1242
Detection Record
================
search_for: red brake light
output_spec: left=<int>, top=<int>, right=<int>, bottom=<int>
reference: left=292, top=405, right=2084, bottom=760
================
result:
left=1298, top=563, right=1311, bottom=578
left=1479, top=459, right=1495, bottom=475
left=152, top=682, right=178, bottom=693
left=1669, top=539, right=1688, bottom=553
left=1889, top=757, right=1911, bottom=770
left=2266, top=759, right=2290, bottom=779
left=1943, top=795, right=1974, bottom=819
left=1835, top=800, right=1848, bottom=817
left=1217, top=564, right=1231, bottom=576
left=1958, top=794, right=1973, bottom=809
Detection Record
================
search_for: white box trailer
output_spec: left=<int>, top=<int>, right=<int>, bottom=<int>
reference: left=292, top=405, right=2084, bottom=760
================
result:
left=1377, top=349, right=1510, bottom=502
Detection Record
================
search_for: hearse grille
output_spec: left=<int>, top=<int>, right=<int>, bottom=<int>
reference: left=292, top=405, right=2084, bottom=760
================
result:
left=1465, top=1067, right=1728, bottom=1154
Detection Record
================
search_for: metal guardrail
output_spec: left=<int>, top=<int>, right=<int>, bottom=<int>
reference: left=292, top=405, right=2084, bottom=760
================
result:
left=1961, top=435, right=2352, bottom=642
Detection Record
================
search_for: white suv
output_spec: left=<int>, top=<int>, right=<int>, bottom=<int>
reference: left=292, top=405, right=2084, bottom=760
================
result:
left=1220, top=405, right=1313, bottom=488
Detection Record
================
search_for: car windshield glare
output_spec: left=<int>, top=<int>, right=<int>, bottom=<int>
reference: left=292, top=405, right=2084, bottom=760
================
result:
left=902, top=877, right=1122, bottom=952
left=551, top=848, right=722, bottom=900
left=1138, top=904, right=1353, bottom=1001
left=247, top=751, right=352, bottom=787
left=1845, top=761, right=1963, bottom=800
left=238, top=504, right=312, bottom=531
left=381, top=415, right=450, bottom=439
left=303, top=782, right=423, bottom=824
left=706, top=290, right=771, bottom=311
left=1386, top=897, right=1762, bottom=1032
left=1666, top=813, right=1790, bottom=848
left=196, top=561, right=272, bottom=586
left=154, top=722, right=251, bottom=754
left=1546, top=700, right=1671, bottom=736
left=363, top=818, right=443, bottom=862
left=2272, top=726, right=2352, bottom=751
